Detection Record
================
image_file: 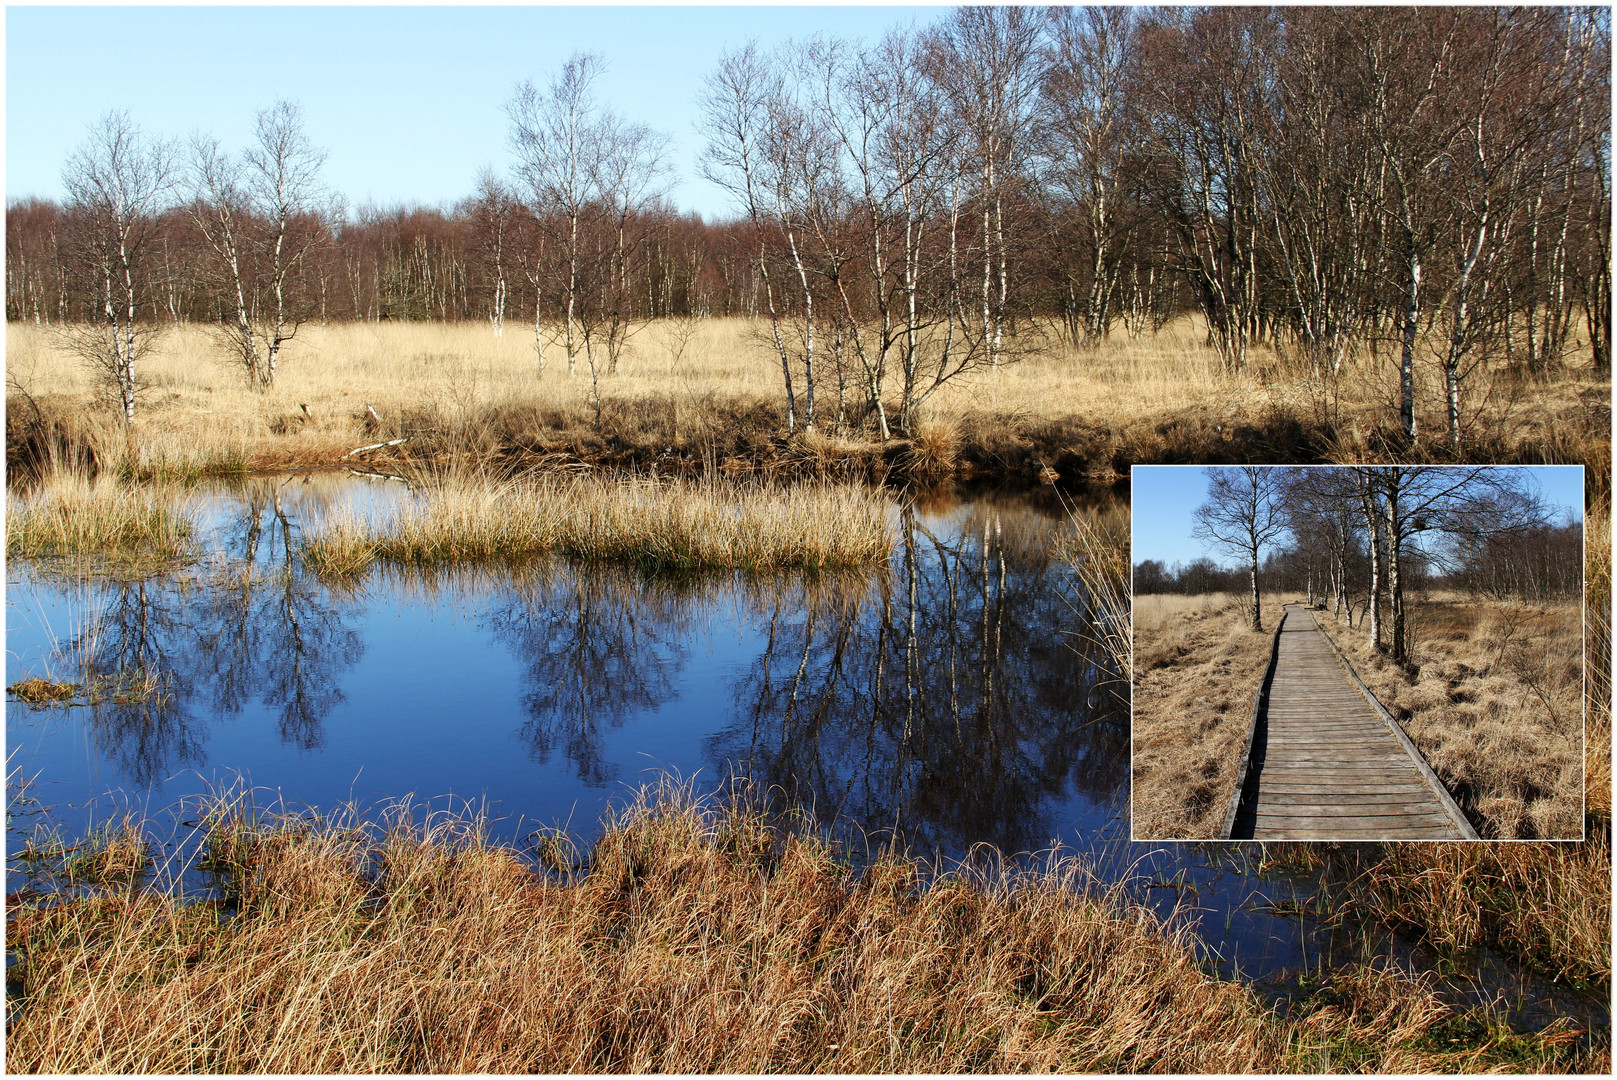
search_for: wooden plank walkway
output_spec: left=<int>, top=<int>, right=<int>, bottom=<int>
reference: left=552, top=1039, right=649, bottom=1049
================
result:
left=1228, top=605, right=1472, bottom=841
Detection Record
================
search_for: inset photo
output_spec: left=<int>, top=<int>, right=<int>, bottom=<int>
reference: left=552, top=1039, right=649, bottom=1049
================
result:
left=1130, top=465, right=1585, bottom=842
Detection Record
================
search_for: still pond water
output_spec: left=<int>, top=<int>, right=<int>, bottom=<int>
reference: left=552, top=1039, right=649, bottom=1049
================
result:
left=5, top=473, right=1606, bottom=1035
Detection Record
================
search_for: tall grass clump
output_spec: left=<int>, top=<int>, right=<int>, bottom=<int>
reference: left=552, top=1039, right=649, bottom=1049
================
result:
left=6, top=783, right=1595, bottom=1073
left=301, top=472, right=892, bottom=579
left=6, top=473, right=197, bottom=567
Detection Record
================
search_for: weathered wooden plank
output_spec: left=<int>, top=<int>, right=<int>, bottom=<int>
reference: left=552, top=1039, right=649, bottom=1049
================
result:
left=1257, top=827, right=1460, bottom=841
left=1256, top=809, right=1456, bottom=825
left=1258, top=792, right=1440, bottom=807
left=1259, top=785, right=1435, bottom=797
left=1224, top=604, right=1471, bottom=842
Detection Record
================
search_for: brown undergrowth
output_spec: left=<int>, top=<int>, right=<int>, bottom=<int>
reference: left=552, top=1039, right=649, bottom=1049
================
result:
left=5, top=785, right=1599, bottom=1073
left=1318, top=594, right=1583, bottom=840
left=1130, top=593, right=1287, bottom=840
left=6, top=318, right=1607, bottom=489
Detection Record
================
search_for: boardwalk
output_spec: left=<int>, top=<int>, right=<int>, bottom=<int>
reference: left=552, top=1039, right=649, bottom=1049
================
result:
left=1228, top=606, right=1474, bottom=841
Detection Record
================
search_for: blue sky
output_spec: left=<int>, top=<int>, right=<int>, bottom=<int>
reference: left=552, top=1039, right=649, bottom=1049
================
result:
left=1131, top=465, right=1586, bottom=570
left=6, top=5, right=947, bottom=220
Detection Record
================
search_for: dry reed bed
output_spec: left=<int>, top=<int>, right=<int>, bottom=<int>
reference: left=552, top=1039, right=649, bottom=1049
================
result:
left=7, top=318, right=1608, bottom=485
left=300, top=474, right=892, bottom=578
left=1307, top=836, right=1612, bottom=988
left=1324, top=596, right=1583, bottom=840
left=1130, top=593, right=1287, bottom=840
left=5, top=789, right=1595, bottom=1074
left=6, top=474, right=198, bottom=567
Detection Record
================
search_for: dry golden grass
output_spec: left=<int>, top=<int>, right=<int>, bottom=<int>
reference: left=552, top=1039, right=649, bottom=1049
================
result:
left=1130, top=592, right=1288, bottom=840
left=6, top=471, right=198, bottom=567
left=1316, top=836, right=1612, bottom=988
left=299, top=471, right=892, bottom=578
left=1583, top=501, right=1612, bottom=823
left=7, top=316, right=1608, bottom=484
left=5, top=785, right=1597, bottom=1073
left=1319, top=595, right=1583, bottom=840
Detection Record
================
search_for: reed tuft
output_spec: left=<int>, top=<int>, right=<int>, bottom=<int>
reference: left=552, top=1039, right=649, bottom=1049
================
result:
left=301, top=473, right=893, bottom=578
left=7, top=473, right=197, bottom=567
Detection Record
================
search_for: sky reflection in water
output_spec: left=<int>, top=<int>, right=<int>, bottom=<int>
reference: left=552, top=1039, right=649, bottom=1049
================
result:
left=6, top=474, right=1121, bottom=861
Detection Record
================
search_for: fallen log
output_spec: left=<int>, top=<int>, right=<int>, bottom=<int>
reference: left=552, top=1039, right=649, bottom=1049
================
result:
left=341, top=437, right=408, bottom=460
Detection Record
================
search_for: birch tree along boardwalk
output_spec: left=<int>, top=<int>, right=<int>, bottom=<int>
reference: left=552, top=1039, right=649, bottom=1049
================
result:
left=1192, top=466, right=1287, bottom=632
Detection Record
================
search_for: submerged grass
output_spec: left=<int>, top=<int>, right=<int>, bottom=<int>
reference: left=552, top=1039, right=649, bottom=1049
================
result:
left=6, top=669, right=171, bottom=710
left=6, top=473, right=197, bottom=568
left=5, top=784, right=1599, bottom=1073
left=14, top=814, right=150, bottom=890
left=300, top=472, right=893, bottom=578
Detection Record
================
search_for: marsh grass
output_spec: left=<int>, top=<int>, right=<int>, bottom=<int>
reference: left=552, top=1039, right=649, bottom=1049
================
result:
left=5, top=783, right=1597, bottom=1073
left=300, top=472, right=892, bottom=579
left=1319, top=594, right=1583, bottom=840
left=6, top=473, right=198, bottom=568
left=7, top=317, right=1608, bottom=485
left=14, top=815, right=150, bottom=890
left=1130, top=593, right=1287, bottom=839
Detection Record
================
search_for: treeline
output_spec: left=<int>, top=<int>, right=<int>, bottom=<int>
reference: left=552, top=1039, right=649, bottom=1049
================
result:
left=8, top=6, right=1609, bottom=436
left=1136, top=519, right=1581, bottom=605
left=1156, top=465, right=1578, bottom=662
left=5, top=195, right=743, bottom=328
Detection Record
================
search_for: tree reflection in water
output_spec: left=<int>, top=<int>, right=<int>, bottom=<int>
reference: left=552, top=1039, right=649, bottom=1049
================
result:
left=486, top=566, right=693, bottom=785
left=711, top=497, right=1127, bottom=856
left=40, top=475, right=1124, bottom=853
left=67, top=479, right=363, bottom=783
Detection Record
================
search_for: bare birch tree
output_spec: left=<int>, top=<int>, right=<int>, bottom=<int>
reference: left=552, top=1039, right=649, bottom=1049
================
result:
left=61, top=111, right=176, bottom=424
left=189, top=101, right=334, bottom=390
left=471, top=168, right=516, bottom=338
left=1193, top=466, right=1288, bottom=632
left=699, top=42, right=802, bottom=433
left=510, top=54, right=601, bottom=379
left=931, top=6, right=1045, bottom=368
left=510, top=54, right=668, bottom=419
